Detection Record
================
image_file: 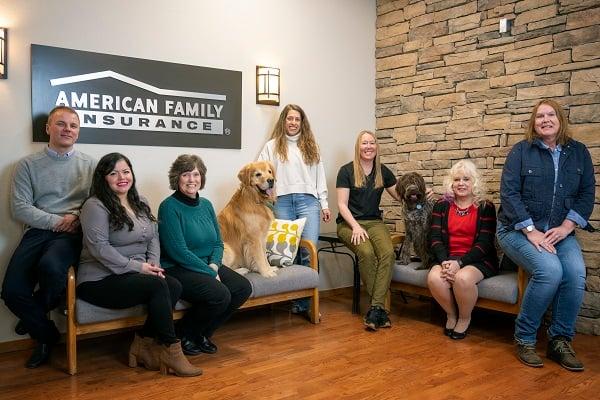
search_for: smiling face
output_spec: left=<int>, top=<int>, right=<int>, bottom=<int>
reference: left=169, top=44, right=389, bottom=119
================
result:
left=451, top=171, right=474, bottom=200
left=285, top=109, right=302, bottom=136
left=534, top=103, right=560, bottom=146
left=105, top=159, right=133, bottom=197
left=46, top=110, right=80, bottom=153
left=178, top=168, right=202, bottom=198
left=359, top=132, right=377, bottom=162
left=238, top=161, right=276, bottom=201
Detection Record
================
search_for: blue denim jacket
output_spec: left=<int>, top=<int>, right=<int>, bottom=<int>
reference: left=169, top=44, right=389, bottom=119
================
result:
left=498, top=138, right=595, bottom=232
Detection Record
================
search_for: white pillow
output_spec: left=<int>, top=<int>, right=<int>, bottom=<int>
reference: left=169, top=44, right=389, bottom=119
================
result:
left=265, top=218, right=307, bottom=267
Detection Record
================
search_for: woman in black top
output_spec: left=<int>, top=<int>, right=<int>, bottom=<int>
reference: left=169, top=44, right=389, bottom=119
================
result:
left=336, top=130, right=400, bottom=331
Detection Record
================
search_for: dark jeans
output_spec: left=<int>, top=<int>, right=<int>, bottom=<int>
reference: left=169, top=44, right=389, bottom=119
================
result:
left=1, top=228, right=82, bottom=344
left=77, top=273, right=182, bottom=344
left=166, top=265, right=252, bottom=339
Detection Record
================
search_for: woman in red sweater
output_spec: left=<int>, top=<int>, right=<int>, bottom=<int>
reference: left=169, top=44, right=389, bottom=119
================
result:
left=427, top=159, right=498, bottom=340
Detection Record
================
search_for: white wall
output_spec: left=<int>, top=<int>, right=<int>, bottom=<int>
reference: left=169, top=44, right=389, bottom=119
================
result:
left=0, top=0, right=375, bottom=343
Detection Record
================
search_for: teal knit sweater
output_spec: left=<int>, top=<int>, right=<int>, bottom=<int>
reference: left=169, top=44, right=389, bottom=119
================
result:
left=158, top=193, right=223, bottom=277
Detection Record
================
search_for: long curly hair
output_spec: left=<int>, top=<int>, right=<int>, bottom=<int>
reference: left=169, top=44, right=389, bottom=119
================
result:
left=525, top=99, right=571, bottom=146
left=90, top=153, right=155, bottom=231
left=353, top=130, right=384, bottom=189
left=269, top=104, right=320, bottom=165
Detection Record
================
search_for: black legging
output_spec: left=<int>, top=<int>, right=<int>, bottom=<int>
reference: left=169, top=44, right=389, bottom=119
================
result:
left=77, top=272, right=182, bottom=344
left=166, top=265, right=252, bottom=339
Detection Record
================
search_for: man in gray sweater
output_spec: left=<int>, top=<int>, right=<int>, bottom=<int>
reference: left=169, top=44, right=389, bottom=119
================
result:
left=1, top=106, right=95, bottom=368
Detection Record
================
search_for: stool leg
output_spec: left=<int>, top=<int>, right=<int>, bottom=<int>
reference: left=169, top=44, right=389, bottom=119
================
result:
left=352, top=257, right=360, bottom=314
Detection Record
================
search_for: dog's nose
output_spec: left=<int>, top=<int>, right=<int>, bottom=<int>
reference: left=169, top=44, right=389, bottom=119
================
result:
left=268, top=178, right=274, bottom=188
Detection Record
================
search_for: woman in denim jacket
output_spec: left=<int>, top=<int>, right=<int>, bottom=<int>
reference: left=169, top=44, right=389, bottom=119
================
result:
left=497, top=99, right=595, bottom=372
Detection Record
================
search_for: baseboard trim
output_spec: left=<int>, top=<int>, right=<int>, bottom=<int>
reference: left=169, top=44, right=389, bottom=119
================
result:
left=0, top=337, right=36, bottom=354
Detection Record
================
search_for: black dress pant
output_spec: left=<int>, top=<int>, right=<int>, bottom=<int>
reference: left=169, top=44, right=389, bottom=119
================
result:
left=77, top=273, right=182, bottom=344
left=1, top=229, right=82, bottom=344
left=166, top=265, right=252, bottom=339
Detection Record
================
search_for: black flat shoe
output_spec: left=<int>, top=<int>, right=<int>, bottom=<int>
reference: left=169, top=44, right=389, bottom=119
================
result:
left=26, top=343, right=52, bottom=368
left=197, top=336, right=218, bottom=354
left=180, top=336, right=203, bottom=356
left=450, top=329, right=468, bottom=340
left=443, top=328, right=454, bottom=337
left=15, top=320, right=28, bottom=336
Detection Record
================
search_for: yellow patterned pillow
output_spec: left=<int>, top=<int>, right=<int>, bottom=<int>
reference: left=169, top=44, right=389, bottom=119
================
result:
left=266, top=218, right=307, bottom=267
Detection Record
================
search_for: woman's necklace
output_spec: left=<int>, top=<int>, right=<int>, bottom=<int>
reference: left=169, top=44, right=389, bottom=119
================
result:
left=454, top=201, right=472, bottom=217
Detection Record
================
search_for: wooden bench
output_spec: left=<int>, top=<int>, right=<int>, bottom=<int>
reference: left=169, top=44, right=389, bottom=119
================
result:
left=65, top=239, right=319, bottom=375
left=389, top=234, right=528, bottom=315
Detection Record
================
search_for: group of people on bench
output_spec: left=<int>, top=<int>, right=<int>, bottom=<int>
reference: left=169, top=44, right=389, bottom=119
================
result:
left=1, top=98, right=593, bottom=376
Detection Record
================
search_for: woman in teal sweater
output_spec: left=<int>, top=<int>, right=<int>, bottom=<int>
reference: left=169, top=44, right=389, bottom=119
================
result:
left=158, top=154, right=251, bottom=356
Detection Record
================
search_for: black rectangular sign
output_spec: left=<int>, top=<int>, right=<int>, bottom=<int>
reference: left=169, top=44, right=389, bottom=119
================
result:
left=31, top=45, right=242, bottom=149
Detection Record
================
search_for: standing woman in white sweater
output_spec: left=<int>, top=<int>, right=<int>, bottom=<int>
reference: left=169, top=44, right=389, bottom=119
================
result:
left=259, top=104, right=330, bottom=314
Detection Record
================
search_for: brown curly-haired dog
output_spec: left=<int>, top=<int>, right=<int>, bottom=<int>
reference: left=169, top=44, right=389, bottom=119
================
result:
left=395, top=172, right=434, bottom=269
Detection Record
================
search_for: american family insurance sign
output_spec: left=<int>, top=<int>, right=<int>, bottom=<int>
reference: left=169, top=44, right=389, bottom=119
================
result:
left=31, top=45, right=242, bottom=149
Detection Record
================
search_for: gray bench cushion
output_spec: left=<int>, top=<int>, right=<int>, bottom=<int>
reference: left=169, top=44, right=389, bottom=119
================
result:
left=75, top=264, right=319, bottom=324
left=391, top=261, right=518, bottom=304
left=245, top=265, right=319, bottom=298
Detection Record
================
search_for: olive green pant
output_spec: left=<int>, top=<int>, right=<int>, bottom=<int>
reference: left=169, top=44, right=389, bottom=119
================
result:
left=337, top=220, right=395, bottom=309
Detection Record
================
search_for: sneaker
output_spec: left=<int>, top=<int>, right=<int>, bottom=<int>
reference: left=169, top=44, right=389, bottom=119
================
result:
left=364, top=306, right=379, bottom=331
left=547, top=336, right=584, bottom=372
left=290, top=300, right=309, bottom=315
left=516, top=343, right=543, bottom=368
left=377, top=307, right=392, bottom=328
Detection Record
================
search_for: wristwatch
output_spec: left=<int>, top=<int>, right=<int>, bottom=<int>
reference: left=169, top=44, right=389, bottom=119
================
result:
left=525, top=225, right=534, bottom=233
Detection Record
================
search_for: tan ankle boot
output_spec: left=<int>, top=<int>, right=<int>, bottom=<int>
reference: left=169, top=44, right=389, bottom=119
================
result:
left=159, top=341, right=203, bottom=377
left=128, top=334, right=160, bottom=371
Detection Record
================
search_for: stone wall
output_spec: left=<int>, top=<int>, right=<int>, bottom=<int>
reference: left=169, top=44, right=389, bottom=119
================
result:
left=375, top=0, right=600, bottom=334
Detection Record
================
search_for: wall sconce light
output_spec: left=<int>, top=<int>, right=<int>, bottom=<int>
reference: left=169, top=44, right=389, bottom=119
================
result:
left=0, top=28, right=6, bottom=79
left=256, top=65, right=280, bottom=106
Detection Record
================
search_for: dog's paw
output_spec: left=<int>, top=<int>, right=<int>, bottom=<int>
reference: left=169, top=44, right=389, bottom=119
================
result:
left=235, top=267, right=250, bottom=275
left=259, top=267, right=278, bottom=278
left=398, top=255, right=411, bottom=265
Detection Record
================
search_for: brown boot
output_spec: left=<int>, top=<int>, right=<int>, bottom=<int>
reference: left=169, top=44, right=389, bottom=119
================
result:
left=159, top=341, right=203, bottom=377
left=128, top=334, right=160, bottom=371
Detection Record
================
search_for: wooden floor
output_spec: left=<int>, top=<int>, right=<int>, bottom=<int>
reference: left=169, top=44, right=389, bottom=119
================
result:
left=0, top=291, right=599, bottom=400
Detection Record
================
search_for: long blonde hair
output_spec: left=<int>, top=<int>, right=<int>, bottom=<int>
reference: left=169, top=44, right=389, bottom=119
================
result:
left=269, top=104, right=320, bottom=165
left=353, top=130, right=384, bottom=189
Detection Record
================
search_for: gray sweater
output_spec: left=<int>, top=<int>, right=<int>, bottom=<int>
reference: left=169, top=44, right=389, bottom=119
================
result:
left=78, top=196, right=160, bottom=284
left=11, top=148, right=96, bottom=230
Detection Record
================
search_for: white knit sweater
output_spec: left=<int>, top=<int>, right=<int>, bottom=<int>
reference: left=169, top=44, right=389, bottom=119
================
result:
left=258, top=135, right=329, bottom=209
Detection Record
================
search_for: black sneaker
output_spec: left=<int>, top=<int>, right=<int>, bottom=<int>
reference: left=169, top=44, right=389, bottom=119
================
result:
left=547, top=336, right=584, bottom=372
left=516, top=343, right=543, bottom=368
left=363, top=306, right=379, bottom=331
left=377, top=307, right=391, bottom=328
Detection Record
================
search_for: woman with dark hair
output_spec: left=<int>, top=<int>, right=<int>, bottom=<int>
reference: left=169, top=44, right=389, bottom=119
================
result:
left=77, top=153, right=201, bottom=377
left=258, top=104, right=329, bottom=315
left=158, top=154, right=251, bottom=356
left=497, top=99, right=594, bottom=371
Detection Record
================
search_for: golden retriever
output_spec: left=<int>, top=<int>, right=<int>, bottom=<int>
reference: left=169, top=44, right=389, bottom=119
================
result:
left=218, top=161, right=278, bottom=277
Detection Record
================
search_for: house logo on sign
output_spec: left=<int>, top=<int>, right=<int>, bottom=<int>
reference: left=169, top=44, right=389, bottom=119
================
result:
left=31, top=45, right=242, bottom=149
left=52, top=71, right=227, bottom=135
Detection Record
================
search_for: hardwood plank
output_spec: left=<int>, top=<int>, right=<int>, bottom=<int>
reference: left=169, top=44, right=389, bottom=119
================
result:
left=0, top=292, right=598, bottom=400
